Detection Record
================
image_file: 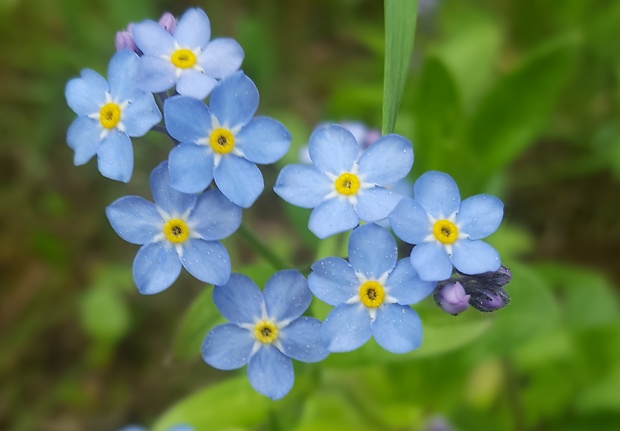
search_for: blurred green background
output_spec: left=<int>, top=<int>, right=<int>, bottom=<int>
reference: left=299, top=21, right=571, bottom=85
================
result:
left=2, top=0, right=620, bottom=430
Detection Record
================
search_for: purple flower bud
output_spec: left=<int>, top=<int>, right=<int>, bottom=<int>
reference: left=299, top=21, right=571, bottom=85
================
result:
left=434, top=282, right=470, bottom=315
left=466, top=283, right=510, bottom=312
left=158, top=12, right=177, bottom=34
left=114, top=30, right=138, bottom=52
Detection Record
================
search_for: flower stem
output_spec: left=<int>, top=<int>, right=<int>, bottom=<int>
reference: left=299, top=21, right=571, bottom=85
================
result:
left=237, top=224, right=289, bottom=270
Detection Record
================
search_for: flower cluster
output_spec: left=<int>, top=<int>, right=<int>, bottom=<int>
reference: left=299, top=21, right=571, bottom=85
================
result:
left=65, top=6, right=511, bottom=409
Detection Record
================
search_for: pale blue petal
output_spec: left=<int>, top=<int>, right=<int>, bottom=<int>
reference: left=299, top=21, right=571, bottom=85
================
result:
left=348, top=224, right=397, bottom=279
left=164, top=96, right=211, bottom=143
left=133, top=242, right=182, bottom=295
left=385, top=259, right=436, bottom=305
left=180, top=239, right=231, bottom=285
left=149, top=161, right=198, bottom=215
left=107, top=50, right=142, bottom=102
left=65, top=69, right=108, bottom=116
left=122, top=94, right=162, bottom=137
left=414, top=171, right=461, bottom=219
left=174, top=8, right=211, bottom=48
left=389, top=198, right=431, bottom=245
left=273, top=164, right=331, bottom=208
left=214, top=156, right=263, bottom=208
left=358, top=134, right=413, bottom=185
left=451, top=240, right=501, bottom=275
left=372, top=304, right=422, bottom=353
left=190, top=189, right=242, bottom=241
left=322, top=303, right=372, bottom=352
left=355, top=187, right=402, bottom=222
left=263, top=270, right=311, bottom=322
left=199, top=38, right=244, bottom=79
left=213, top=273, right=263, bottom=324
left=176, top=70, right=217, bottom=100
left=309, top=198, right=359, bottom=239
left=409, top=242, right=453, bottom=282
left=168, top=143, right=214, bottom=193
left=456, top=194, right=504, bottom=240
left=209, top=72, right=258, bottom=128
left=308, top=124, right=359, bottom=175
left=279, top=317, right=329, bottom=362
left=132, top=20, right=175, bottom=56
left=97, top=130, right=133, bottom=182
left=66, top=117, right=100, bottom=164
left=247, top=345, right=294, bottom=400
left=236, top=117, right=291, bottom=164
left=201, top=323, right=253, bottom=370
left=106, top=196, right=162, bottom=244
left=136, top=56, right=176, bottom=93
left=308, top=257, right=358, bottom=305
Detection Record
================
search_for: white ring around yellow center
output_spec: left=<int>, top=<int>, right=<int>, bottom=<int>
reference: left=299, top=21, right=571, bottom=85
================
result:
left=163, top=219, right=190, bottom=244
left=335, top=172, right=360, bottom=196
left=170, top=49, right=197, bottom=69
left=254, top=320, right=279, bottom=344
left=209, top=128, right=235, bottom=154
left=359, top=280, right=385, bottom=308
left=433, top=219, right=459, bottom=244
left=99, top=103, right=121, bottom=129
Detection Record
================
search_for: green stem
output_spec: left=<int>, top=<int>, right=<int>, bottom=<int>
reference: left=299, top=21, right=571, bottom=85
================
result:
left=237, top=224, right=289, bottom=270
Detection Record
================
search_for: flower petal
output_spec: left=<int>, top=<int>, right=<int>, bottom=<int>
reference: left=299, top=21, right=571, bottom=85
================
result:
left=247, top=345, right=294, bottom=400
left=213, top=273, right=263, bottom=324
left=358, top=134, right=413, bottom=185
left=409, top=242, right=453, bottom=282
left=132, top=19, right=175, bottom=56
left=66, top=117, right=100, bottom=165
left=355, top=187, right=402, bottom=222
left=174, top=8, right=211, bottom=47
left=273, top=164, right=331, bottom=208
left=168, top=143, right=214, bottom=194
left=236, top=117, right=291, bottom=164
left=164, top=95, right=212, bottom=143
left=308, top=198, right=359, bottom=239
left=263, top=270, right=311, bottom=322
left=176, top=70, right=218, bottom=100
left=389, top=197, right=432, bottom=245
left=201, top=323, right=253, bottom=370
left=348, top=224, right=397, bottom=279
left=308, top=124, right=359, bottom=175
left=65, top=69, right=108, bottom=116
left=136, top=56, right=176, bottom=93
left=107, top=50, right=142, bottom=102
left=414, top=171, right=460, bottom=219
left=385, top=259, right=436, bottom=305
left=322, top=303, right=372, bottom=352
left=190, top=189, right=242, bottom=241
left=199, top=38, right=244, bottom=79
left=308, top=257, right=358, bottom=305
left=149, top=161, right=198, bottom=215
left=97, top=130, right=133, bottom=182
left=133, top=242, right=182, bottom=295
left=180, top=239, right=231, bottom=285
left=279, top=317, right=329, bottom=362
left=209, top=72, right=258, bottom=128
left=106, top=196, right=162, bottom=244
left=456, top=194, right=504, bottom=240
left=451, top=240, right=501, bottom=275
left=214, top=155, right=264, bottom=208
left=122, top=94, right=162, bottom=137
left=372, top=304, right=422, bottom=353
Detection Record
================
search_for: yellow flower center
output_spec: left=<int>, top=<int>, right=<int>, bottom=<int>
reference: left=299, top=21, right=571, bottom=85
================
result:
left=209, top=128, right=235, bottom=154
left=163, top=219, right=190, bottom=244
left=170, top=48, right=197, bottom=69
left=433, top=219, right=459, bottom=244
left=99, top=103, right=121, bottom=129
left=334, top=172, right=360, bottom=196
left=254, top=320, right=279, bottom=344
left=359, top=281, right=385, bottom=308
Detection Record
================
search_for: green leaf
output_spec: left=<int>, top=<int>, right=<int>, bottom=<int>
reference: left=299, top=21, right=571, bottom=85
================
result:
left=576, top=362, right=620, bottom=413
left=79, top=286, right=130, bottom=343
left=291, top=391, right=379, bottom=431
left=382, top=0, right=418, bottom=135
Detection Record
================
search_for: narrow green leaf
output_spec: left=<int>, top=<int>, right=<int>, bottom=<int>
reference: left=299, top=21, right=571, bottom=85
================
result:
left=382, top=0, right=418, bottom=135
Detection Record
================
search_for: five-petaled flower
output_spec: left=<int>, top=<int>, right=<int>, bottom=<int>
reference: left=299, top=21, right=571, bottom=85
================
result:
left=389, top=171, right=504, bottom=282
left=202, top=270, right=328, bottom=400
left=65, top=50, right=162, bottom=182
left=308, top=223, right=436, bottom=353
left=164, top=71, right=291, bottom=208
left=131, top=8, right=244, bottom=100
left=274, top=124, right=413, bottom=238
left=106, top=161, right=241, bottom=294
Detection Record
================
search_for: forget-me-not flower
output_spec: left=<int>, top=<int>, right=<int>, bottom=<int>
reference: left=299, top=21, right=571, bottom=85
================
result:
left=131, top=8, right=244, bottom=99
left=274, top=124, right=413, bottom=238
left=65, top=50, right=161, bottom=182
left=308, top=223, right=436, bottom=353
left=389, top=171, right=503, bottom=282
left=106, top=161, right=241, bottom=294
left=202, top=270, right=328, bottom=400
left=164, top=71, right=291, bottom=208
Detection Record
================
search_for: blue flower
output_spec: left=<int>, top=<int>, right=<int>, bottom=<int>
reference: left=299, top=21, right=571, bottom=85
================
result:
left=308, top=223, right=436, bottom=353
left=164, top=71, right=291, bottom=208
left=389, top=171, right=504, bottom=282
left=202, top=270, right=328, bottom=400
left=65, top=50, right=161, bottom=182
left=131, top=8, right=244, bottom=99
left=298, top=121, right=380, bottom=164
left=274, top=124, right=413, bottom=238
left=106, top=161, right=241, bottom=294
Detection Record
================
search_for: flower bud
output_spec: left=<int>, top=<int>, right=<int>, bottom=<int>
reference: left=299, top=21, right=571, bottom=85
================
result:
left=434, top=281, right=470, bottom=315
left=158, top=12, right=177, bottom=33
left=114, top=30, right=138, bottom=52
